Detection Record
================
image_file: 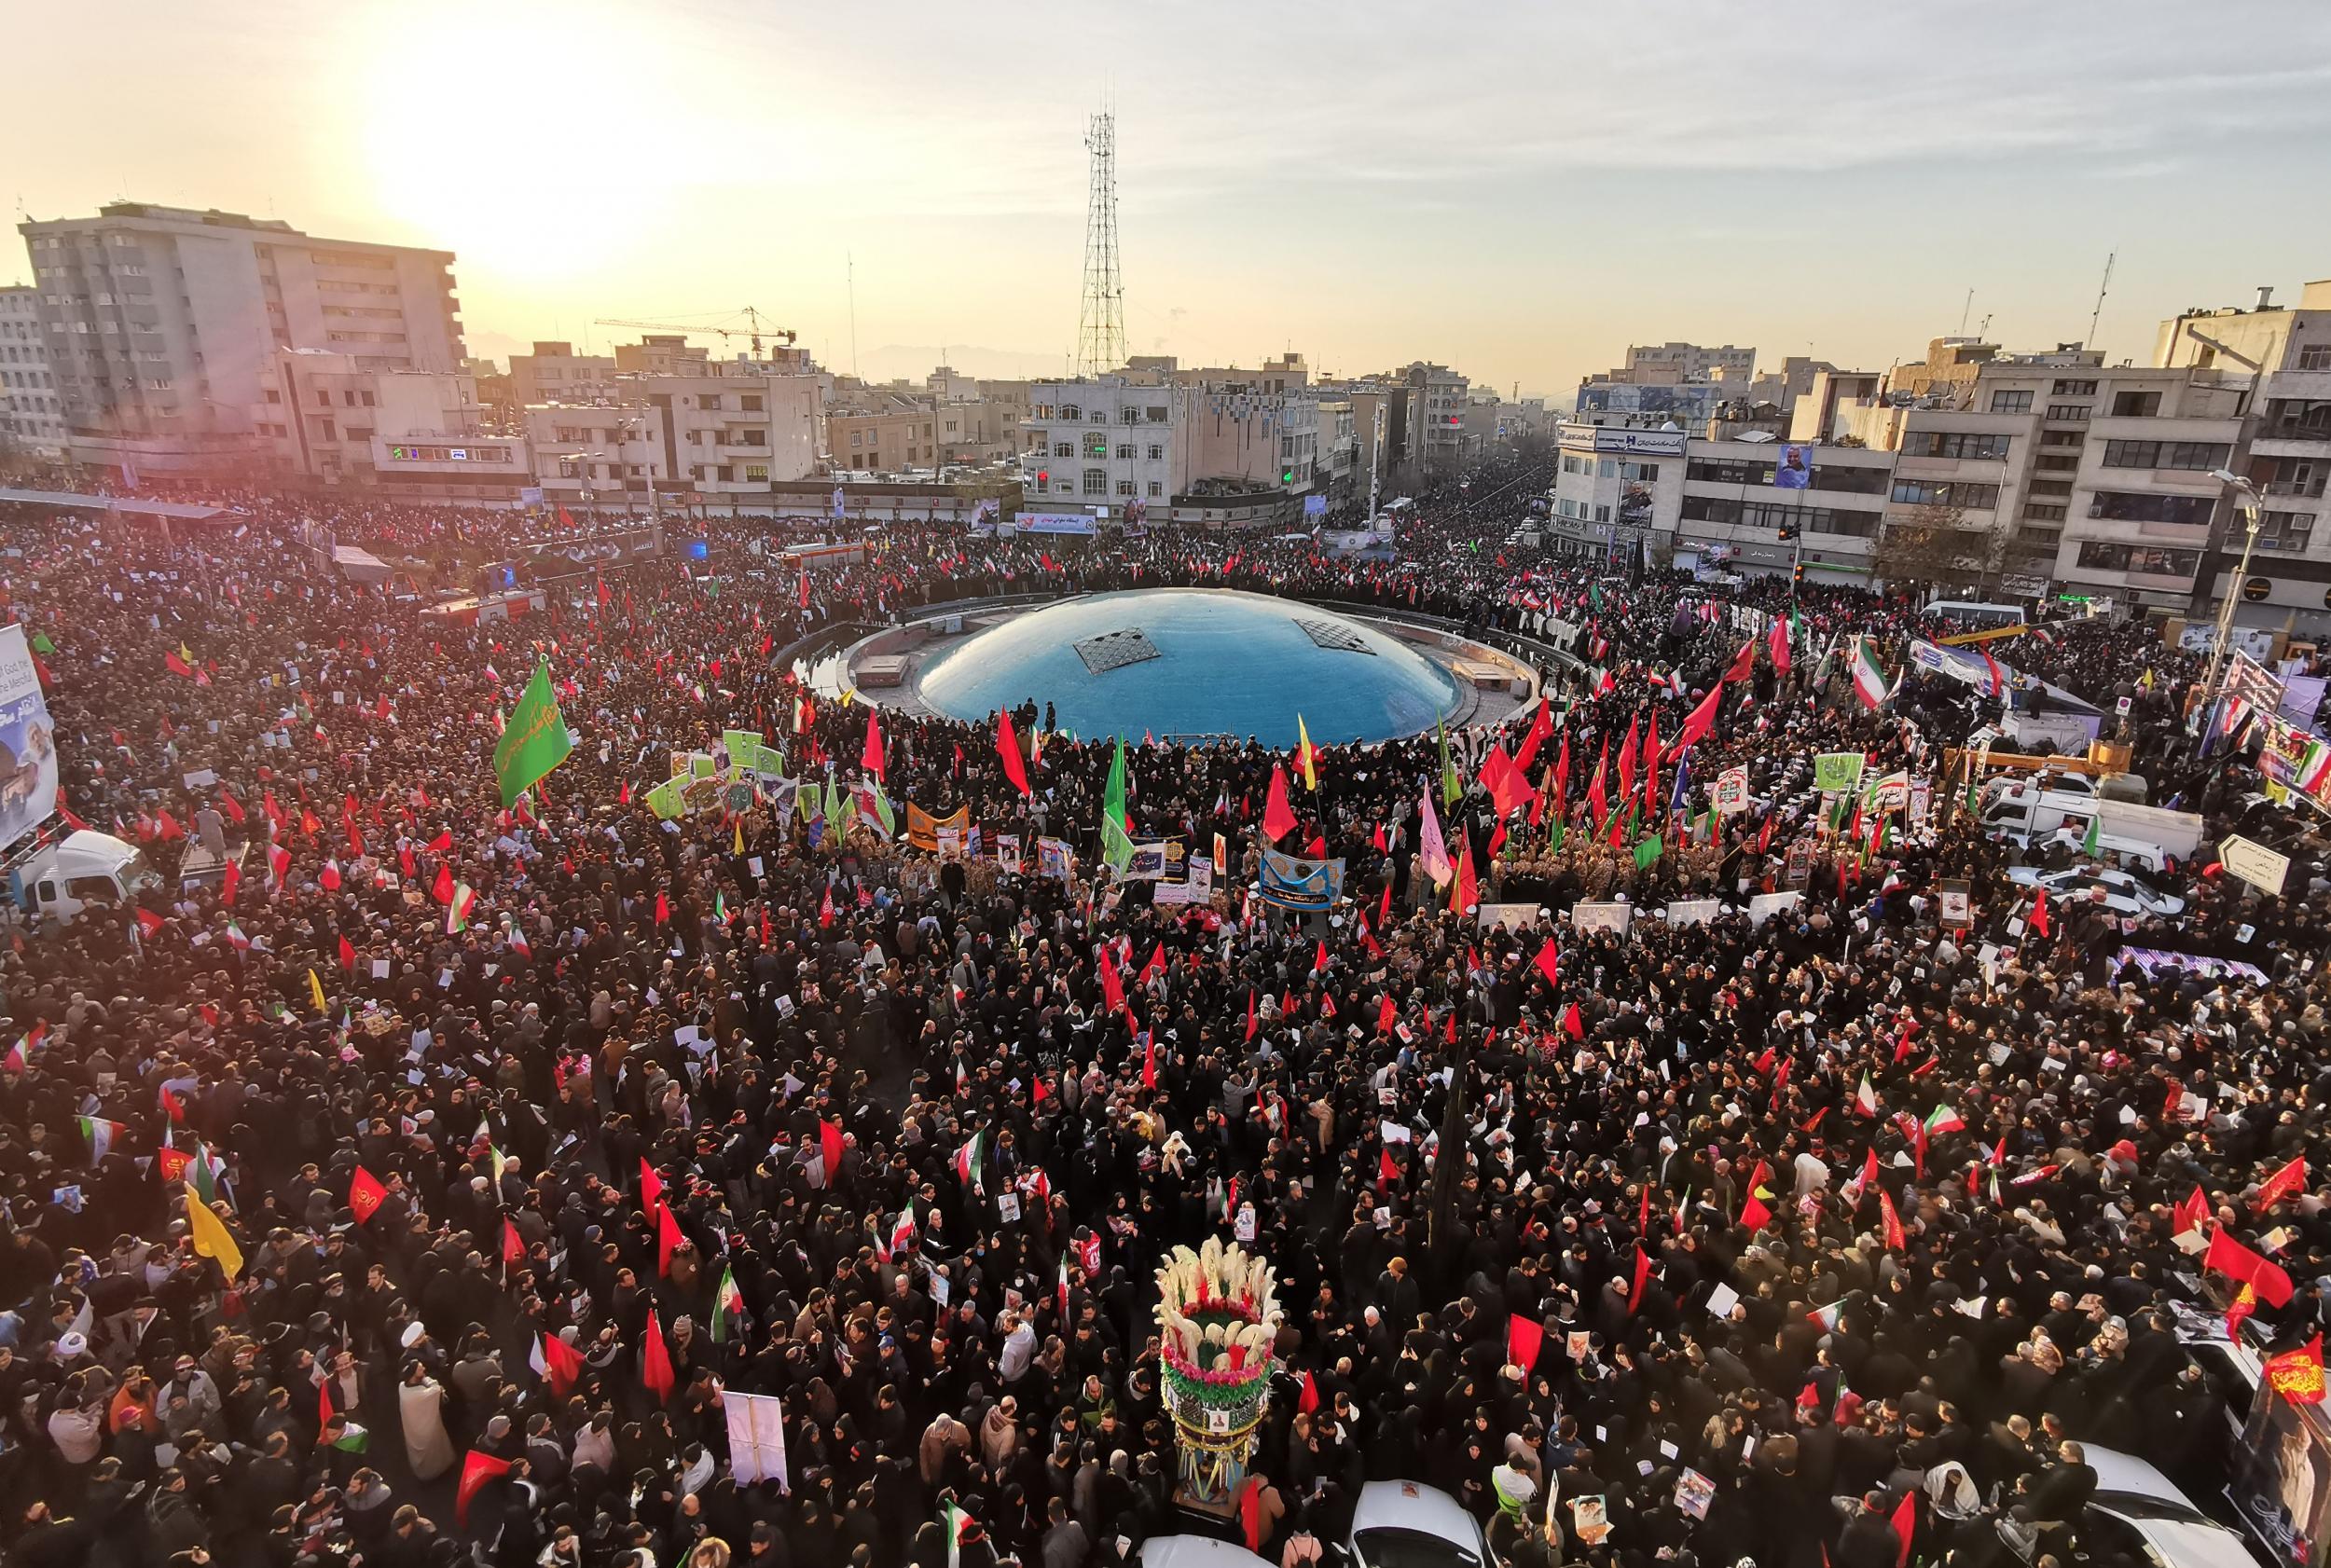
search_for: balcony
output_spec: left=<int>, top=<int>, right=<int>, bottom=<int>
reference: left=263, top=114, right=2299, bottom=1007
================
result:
left=2265, top=478, right=2327, bottom=499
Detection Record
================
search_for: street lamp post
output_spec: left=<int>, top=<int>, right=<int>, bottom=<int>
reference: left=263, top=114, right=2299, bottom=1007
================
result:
left=2198, top=467, right=2263, bottom=724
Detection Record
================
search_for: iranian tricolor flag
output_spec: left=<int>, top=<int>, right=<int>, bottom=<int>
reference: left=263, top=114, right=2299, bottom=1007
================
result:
left=1924, top=1104, right=1965, bottom=1137
left=710, top=1264, right=745, bottom=1343
left=954, top=1131, right=983, bottom=1191
left=942, top=1499, right=977, bottom=1568
left=447, top=882, right=476, bottom=933
left=1854, top=1074, right=1880, bottom=1117
left=889, top=1209, right=918, bottom=1258
left=1848, top=637, right=1891, bottom=709
left=78, top=1116, right=120, bottom=1162
left=1807, top=1299, right=1845, bottom=1332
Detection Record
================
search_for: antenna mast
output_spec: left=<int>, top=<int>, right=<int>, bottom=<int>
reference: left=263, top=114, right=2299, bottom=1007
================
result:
left=2086, top=252, right=2115, bottom=349
left=1076, top=112, right=1126, bottom=378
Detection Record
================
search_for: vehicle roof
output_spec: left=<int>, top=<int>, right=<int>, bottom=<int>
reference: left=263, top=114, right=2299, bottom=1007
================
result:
left=1139, top=1537, right=1275, bottom=1568
left=2082, top=1445, right=2186, bottom=1497
left=1353, top=1479, right=1486, bottom=1549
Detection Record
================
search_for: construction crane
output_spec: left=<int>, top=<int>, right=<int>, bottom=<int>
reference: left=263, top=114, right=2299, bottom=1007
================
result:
left=592, top=308, right=796, bottom=357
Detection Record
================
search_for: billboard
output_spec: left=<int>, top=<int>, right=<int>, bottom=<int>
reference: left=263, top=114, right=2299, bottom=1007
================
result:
left=1772, top=444, right=1814, bottom=489
left=1012, top=512, right=1100, bottom=536
left=0, top=625, right=58, bottom=849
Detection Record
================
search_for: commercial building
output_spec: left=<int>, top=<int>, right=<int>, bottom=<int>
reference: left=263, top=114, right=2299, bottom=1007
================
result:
left=254, top=349, right=527, bottom=502
left=17, top=201, right=462, bottom=480
left=1576, top=342, right=1757, bottom=431
left=0, top=286, right=66, bottom=456
left=1547, top=420, right=1689, bottom=568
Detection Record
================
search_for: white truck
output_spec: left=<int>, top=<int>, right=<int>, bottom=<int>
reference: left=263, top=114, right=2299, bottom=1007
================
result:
left=7, top=829, right=166, bottom=925
left=1980, top=783, right=2205, bottom=861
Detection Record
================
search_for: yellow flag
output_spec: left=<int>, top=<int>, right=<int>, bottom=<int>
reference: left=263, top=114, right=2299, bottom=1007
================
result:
left=733, top=817, right=746, bottom=854
left=1297, top=714, right=1317, bottom=791
left=185, top=1183, right=244, bottom=1279
left=308, top=967, right=327, bottom=1015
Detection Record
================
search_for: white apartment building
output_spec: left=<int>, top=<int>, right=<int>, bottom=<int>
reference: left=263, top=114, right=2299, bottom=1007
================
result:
left=508, top=341, right=619, bottom=408
left=2156, top=281, right=2331, bottom=639
left=1399, top=362, right=1469, bottom=478
left=1676, top=437, right=1894, bottom=585
left=0, top=286, right=65, bottom=455
left=250, top=349, right=527, bottom=501
left=1022, top=378, right=1319, bottom=526
left=18, top=201, right=462, bottom=479
left=528, top=371, right=821, bottom=514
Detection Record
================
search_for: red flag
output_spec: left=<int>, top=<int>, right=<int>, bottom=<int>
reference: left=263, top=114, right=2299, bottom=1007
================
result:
left=821, top=1118, right=845, bottom=1182
left=1673, top=681, right=1724, bottom=755
left=1617, top=715, right=1638, bottom=805
left=1879, top=1189, right=1906, bottom=1251
left=2204, top=1224, right=2295, bottom=1307
left=1769, top=616, right=1791, bottom=677
left=426, top=829, right=452, bottom=853
left=455, top=1450, right=513, bottom=1527
left=1628, top=1245, right=1652, bottom=1314
left=501, top=1217, right=525, bottom=1268
left=160, top=1084, right=186, bottom=1123
left=1377, top=1148, right=1399, bottom=1189
left=2265, top=1334, right=2328, bottom=1406
left=1262, top=766, right=1297, bottom=842
left=136, top=907, right=165, bottom=940
left=1299, top=1369, right=1320, bottom=1413
left=536, top=1331, right=584, bottom=1395
left=1890, top=1491, right=1918, bottom=1568
left=2029, top=888, right=2050, bottom=939
left=1586, top=737, right=1609, bottom=825
left=338, top=935, right=357, bottom=970
left=432, top=864, right=455, bottom=904
left=1099, top=947, right=1125, bottom=1013
left=656, top=1201, right=684, bottom=1275
left=640, top=1158, right=665, bottom=1214
left=317, top=860, right=339, bottom=891
left=1723, top=639, right=1757, bottom=684
left=996, top=708, right=1032, bottom=796
left=2174, top=1185, right=2209, bottom=1235
left=1244, top=988, right=1258, bottom=1044
left=654, top=891, right=669, bottom=926
left=1641, top=708, right=1661, bottom=818
left=1507, top=1314, right=1544, bottom=1371
left=1532, top=939, right=1560, bottom=990
left=1142, top=1029, right=1157, bottom=1090
left=2256, top=1155, right=2308, bottom=1214
left=1560, top=1001, right=1583, bottom=1039
left=1377, top=995, right=1397, bottom=1035
left=349, top=1166, right=388, bottom=1224
left=641, top=1309, right=675, bottom=1401
left=1514, top=696, right=1553, bottom=774
left=862, top=711, right=886, bottom=779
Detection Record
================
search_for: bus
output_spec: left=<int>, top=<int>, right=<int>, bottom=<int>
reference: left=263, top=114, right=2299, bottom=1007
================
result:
left=1921, top=598, right=2026, bottom=630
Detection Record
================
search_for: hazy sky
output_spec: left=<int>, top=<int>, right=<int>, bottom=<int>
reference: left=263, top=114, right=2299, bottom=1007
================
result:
left=10, top=0, right=2331, bottom=398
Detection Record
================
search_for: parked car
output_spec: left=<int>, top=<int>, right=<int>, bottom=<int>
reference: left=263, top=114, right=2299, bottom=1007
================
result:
left=1348, top=1479, right=1498, bottom=1568
left=1140, top=1538, right=1274, bottom=1568
left=2004, top=864, right=2188, bottom=918
left=2081, top=1445, right=2261, bottom=1568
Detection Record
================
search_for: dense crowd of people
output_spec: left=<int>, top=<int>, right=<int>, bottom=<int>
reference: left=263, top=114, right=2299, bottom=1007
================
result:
left=0, top=464, right=2325, bottom=1568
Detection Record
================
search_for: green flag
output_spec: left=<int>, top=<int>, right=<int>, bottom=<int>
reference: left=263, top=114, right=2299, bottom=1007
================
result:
left=823, top=777, right=846, bottom=836
left=1100, top=737, right=1135, bottom=873
left=1589, top=583, right=1603, bottom=615
left=2080, top=811, right=2101, bottom=858
left=491, top=660, right=573, bottom=806
left=1634, top=833, right=1663, bottom=871
left=28, top=631, right=55, bottom=655
left=1439, top=721, right=1462, bottom=805
left=328, top=1421, right=370, bottom=1453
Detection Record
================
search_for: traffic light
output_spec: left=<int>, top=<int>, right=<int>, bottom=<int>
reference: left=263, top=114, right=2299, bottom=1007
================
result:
left=1794, top=559, right=1806, bottom=586
left=1281, top=467, right=1295, bottom=485
left=1775, top=522, right=1800, bottom=542
left=1036, top=469, right=1049, bottom=486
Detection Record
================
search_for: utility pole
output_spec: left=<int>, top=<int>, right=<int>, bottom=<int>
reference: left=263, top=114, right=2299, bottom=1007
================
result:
left=2198, top=470, right=2263, bottom=725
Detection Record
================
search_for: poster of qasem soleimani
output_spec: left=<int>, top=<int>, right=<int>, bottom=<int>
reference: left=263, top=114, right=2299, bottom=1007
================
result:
left=0, top=626, right=56, bottom=848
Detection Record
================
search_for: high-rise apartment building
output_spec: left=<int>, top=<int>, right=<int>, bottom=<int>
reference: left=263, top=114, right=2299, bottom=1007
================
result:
left=0, top=287, right=65, bottom=455
left=17, top=201, right=462, bottom=479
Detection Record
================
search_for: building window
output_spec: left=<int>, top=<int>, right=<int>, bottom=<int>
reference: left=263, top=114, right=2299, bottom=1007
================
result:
left=1901, top=432, right=2011, bottom=461
left=2026, top=480, right=2075, bottom=499
left=1146, top=444, right=1164, bottom=461
left=1083, top=468, right=1107, bottom=496
left=2075, top=541, right=2199, bottom=575
left=1989, top=390, right=2034, bottom=413
left=1122, top=406, right=1140, bottom=424
left=1116, top=480, right=1136, bottom=496
left=1146, top=406, right=1168, bottom=423
left=2257, top=510, right=2313, bottom=549
left=1051, top=442, right=1070, bottom=458
left=2296, top=345, right=2331, bottom=372
left=1116, top=443, right=1136, bottom=460
left=746, top=464, right=768, bottom=481
left=2046, top=404, right=2090, bottom=422
left=742, top=394, right=763, bottom=411
left=2034, top=454, right=2079, bottom=472
left=2109, top=390, right=2162, bottom=418
left=2053, top=378, right=2099, bottom=396
left=2087, top=489, right=2214, bottom=526
left=2100, top=439, right=2229, bottom=471
left=1084, top=433, right=1110, bottom=459
left=1890, top=480, right=1999, bottom=509
left=1060, top=404, right=1081, bottom=420
left=2022, top=502, right=2067, bottom=523
left=1148, top=481, right=1163, bottom=497
left=850, top=432, right=862, bottom=447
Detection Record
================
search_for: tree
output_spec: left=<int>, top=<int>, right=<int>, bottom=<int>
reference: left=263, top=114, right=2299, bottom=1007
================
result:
left=1873, top=501, right=1985, bottom=593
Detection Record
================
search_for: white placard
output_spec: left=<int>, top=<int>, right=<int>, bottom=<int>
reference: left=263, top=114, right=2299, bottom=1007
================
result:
left=724, top=1391, right=790, bottom=1492
left=1571, top=901, right=1634, bottom=936
left=2220, top=834, right=2291, bottom=896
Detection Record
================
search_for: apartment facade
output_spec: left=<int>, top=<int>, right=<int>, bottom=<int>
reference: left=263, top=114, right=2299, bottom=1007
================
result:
left=1547, top=420, right=1689, bottom=567
left=0, top=287, right=65, bottom=455
left=1021, top=377, right=1319, bottom=525
left=17, top=201, right=462, bottom=479
left=2156, top=281, right=2331, bottom=639
left=508, top=341, right=619, bottom=408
